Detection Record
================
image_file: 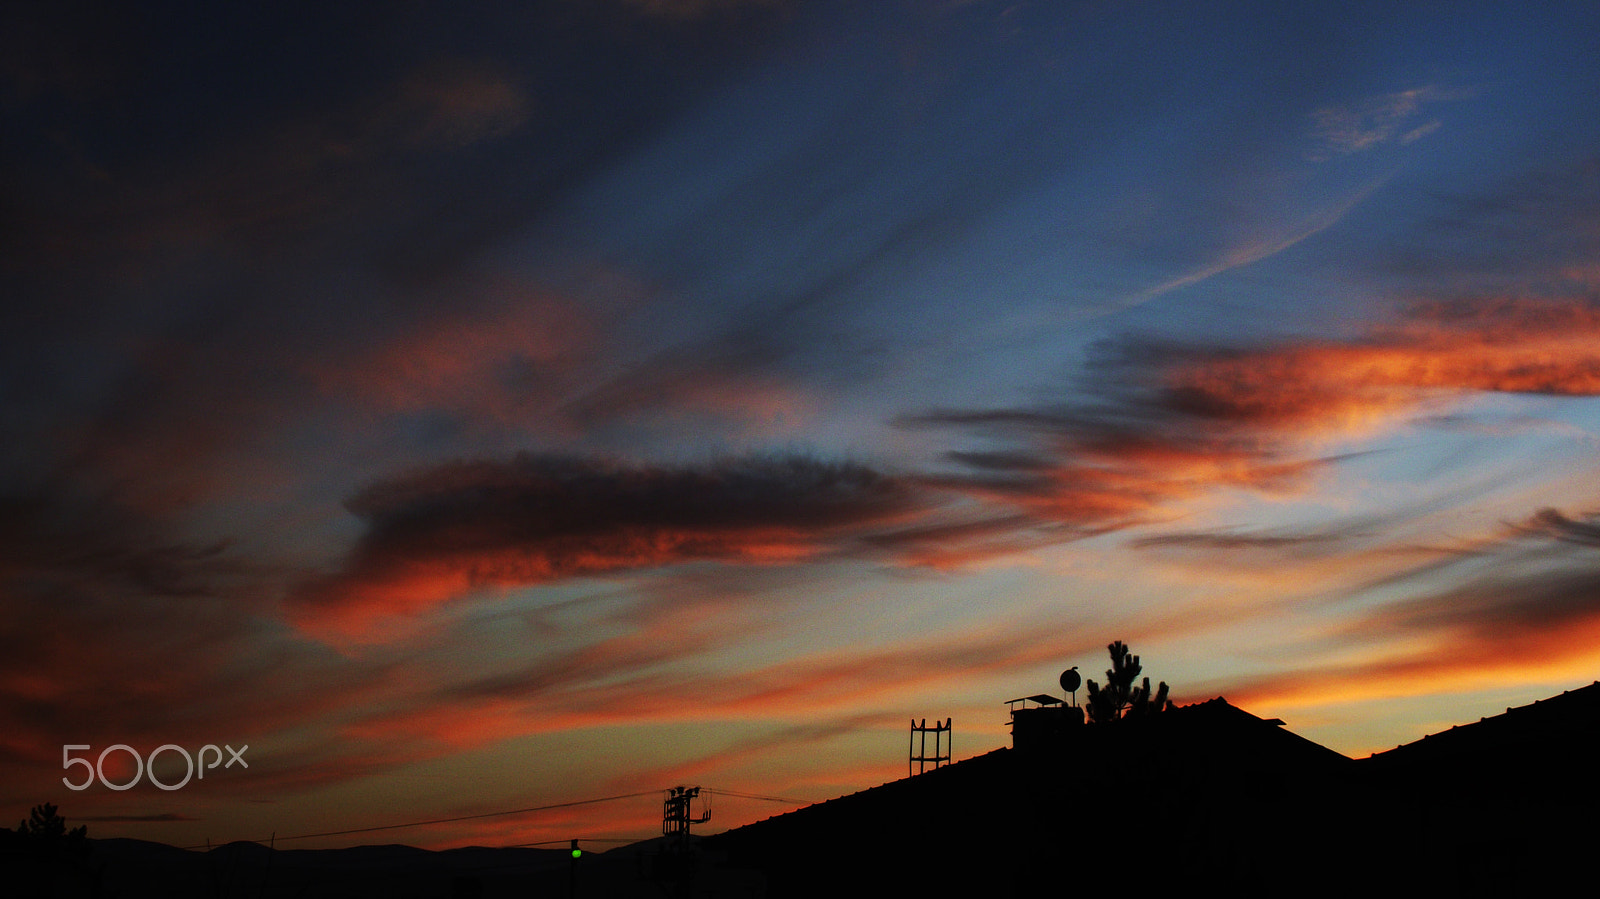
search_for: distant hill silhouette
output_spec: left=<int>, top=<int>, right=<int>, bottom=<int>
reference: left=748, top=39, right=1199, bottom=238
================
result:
left=54, top=839, right=575, bottom=898
left=46, top=835, right=761, bottom=897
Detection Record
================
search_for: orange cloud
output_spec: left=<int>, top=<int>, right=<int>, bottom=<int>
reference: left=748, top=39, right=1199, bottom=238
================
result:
left=1164, top=299, right=1600, bottom=434
left=290, top=297, right=1600, bottom=649
left=913, top=297, right=1600, bottom=536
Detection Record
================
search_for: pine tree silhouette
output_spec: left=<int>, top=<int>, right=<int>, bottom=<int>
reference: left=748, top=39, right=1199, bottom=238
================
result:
left=16, top=802, right=87, bottom=842
left=2, top=802, right=99, bottom=897
left=1084, top=640, right=1171, bottom=723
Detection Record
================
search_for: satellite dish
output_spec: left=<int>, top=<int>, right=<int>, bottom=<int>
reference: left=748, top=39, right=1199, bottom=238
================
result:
left=1059, top=666, right=1081, bottom=693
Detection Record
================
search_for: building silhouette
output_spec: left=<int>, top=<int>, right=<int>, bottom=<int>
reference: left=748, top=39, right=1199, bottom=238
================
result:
left=708, top=683, right=1600, bottom=897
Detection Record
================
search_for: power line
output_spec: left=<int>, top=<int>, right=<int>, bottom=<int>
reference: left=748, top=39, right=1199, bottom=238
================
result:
left=703, top=788, right=814, bottom=806
left=181, top=785, right=814, bottom=853
left=181, top=790, right=659, bottom=850
left=512, top=831, right=636, bottom=838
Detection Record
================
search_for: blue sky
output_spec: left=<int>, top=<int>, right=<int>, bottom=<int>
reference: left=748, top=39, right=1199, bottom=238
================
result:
left=6, top=0, right=1600, bottom=848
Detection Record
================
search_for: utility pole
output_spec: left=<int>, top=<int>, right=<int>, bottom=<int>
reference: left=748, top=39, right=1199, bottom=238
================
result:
left=662, top=786, right=710, bottom=848
left=660, top=786, right=710, bottom=898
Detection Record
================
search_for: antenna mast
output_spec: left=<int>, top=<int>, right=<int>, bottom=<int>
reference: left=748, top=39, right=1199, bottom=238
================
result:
left=909, top=717, right=952, bottom=777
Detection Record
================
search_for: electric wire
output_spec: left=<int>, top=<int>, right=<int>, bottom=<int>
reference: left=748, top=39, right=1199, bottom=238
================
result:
left=702, top=788, right=814, bottom=806
left=179, top=790, right=659, bottom=850
left=180, top=784, right=812, bottom=854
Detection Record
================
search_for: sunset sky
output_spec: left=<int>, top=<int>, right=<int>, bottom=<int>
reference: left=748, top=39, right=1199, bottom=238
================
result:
left=7, top=0, right=1600, bottom=850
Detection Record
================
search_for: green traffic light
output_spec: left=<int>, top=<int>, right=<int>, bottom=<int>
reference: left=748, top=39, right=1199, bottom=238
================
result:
left=571, top=848, right=582, bottom=859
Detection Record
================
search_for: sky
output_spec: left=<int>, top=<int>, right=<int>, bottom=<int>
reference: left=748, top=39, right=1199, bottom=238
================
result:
left=6, top=0, right=1600, bottom=850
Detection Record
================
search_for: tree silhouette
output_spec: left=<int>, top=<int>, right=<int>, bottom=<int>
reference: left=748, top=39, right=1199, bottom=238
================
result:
left=16, top=802, right=87, bottom=841
left=5, top=802, right=89, bottom=867
left=1084, top=640, right=1171, bottom=723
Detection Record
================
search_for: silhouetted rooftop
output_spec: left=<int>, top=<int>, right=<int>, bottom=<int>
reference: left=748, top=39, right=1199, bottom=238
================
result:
left=708, top=696, right=1354, bottom=896
left=1006, top=693, right=1064, bottom=706
left=1364, top=679, right=1600, bottom=767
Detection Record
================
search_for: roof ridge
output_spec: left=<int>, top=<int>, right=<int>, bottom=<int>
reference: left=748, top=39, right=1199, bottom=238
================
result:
left=1365, top=680, right=1600, bottom=759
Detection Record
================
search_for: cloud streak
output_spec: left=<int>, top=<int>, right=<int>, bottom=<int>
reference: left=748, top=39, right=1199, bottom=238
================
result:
left=426, top=623, right=1098, bottom=737
left=1115, top=176, right=1391, bottom=311
left=1219, top=507, right=1600, bottom=714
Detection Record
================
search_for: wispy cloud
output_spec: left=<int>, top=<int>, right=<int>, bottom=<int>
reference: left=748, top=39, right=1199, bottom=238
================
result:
left=1513, top=507, right=1600, bottom=548
left=601, top=713, right=894, bottom=793
left=1220, top=507, right=1600, bottom=712
left=1306, top=85, right=1469, bottom=160
left=305, top=278, right=604, bottom=428
left=1114, top=176, right=1390, bottom=310
left=1133, top=528, right=1359, bottom=555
